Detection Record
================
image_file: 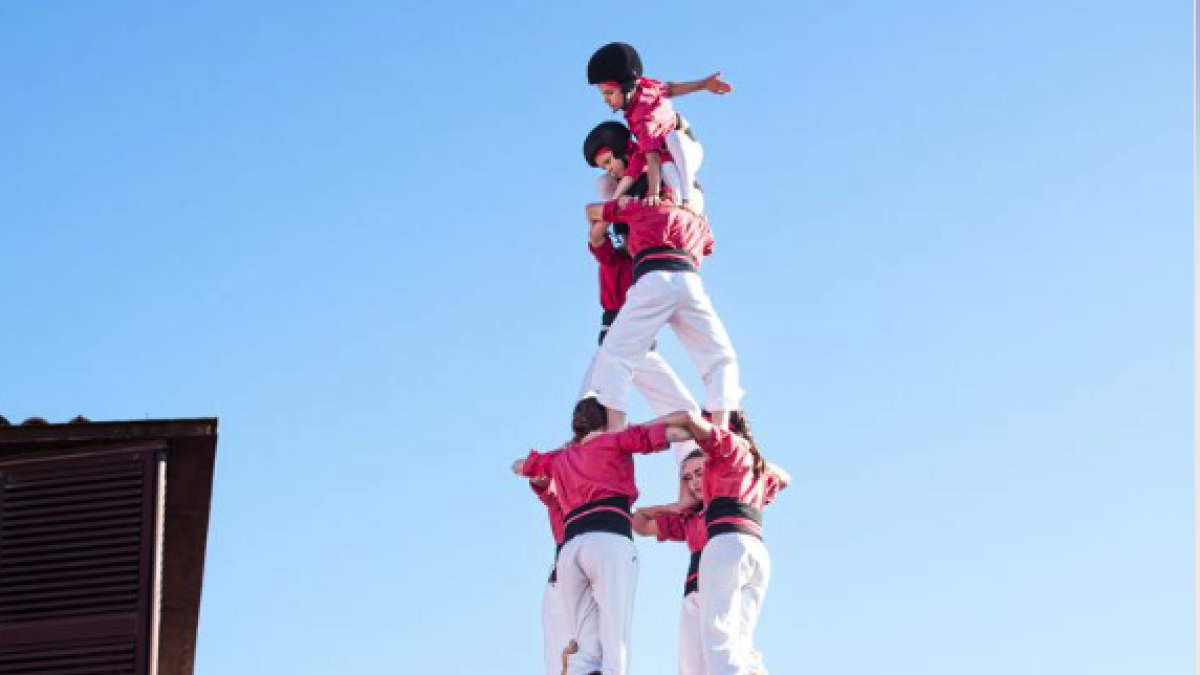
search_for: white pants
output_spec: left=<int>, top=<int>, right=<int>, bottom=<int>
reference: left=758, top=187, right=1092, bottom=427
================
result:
left=591, top=271, right=742, bottom=416
left=579, top=344, right=700, bottom=463
left=544, top=573, right=596, bottom=675
left=699, top=533, right=771, bottom=675
left=679, top=591, right=704, bottom=675
left=557, top=532, right=639, bottom=675
left=664, top=130, right=705, bottom=212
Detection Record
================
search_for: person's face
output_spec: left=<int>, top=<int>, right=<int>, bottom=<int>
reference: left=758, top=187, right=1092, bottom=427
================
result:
left=598, top=84, right=625, bottom=111
left=595, top=150, right=626, bottom=179
left=681, top=457, right=705, bottom=502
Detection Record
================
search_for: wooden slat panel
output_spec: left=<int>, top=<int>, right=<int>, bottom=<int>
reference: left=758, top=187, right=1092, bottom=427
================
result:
left=0, top=450, right=157, bottom=675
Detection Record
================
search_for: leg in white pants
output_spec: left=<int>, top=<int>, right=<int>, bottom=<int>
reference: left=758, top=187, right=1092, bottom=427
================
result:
left=591, top=272, right=742, bottom=417
left=678, top=591, right=704, bottom=675
left=664, top=131, right=705, bottom=211
left=543, top=578, right=567, bottom=675
left=544, top=571, right=600, bottom=675
left=579, top=338, right=700, bottom=462
left=698, top=533, right=771, bottom=675
left=557, top=532, right=639, bottom=675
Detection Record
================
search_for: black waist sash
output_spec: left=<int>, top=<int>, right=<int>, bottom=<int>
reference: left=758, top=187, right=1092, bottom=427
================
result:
left=705, top=497, right=763, bottom=540
left=548, top=542, right=564, bottom=583
left=684, top=550, right=701, bottom=596
left=564, top=495, right=633, bottom=542
left=633, top=246, right=698, bottom=283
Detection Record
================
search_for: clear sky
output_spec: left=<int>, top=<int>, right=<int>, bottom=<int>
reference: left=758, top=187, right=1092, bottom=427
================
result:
left=0, top=1, right=1191, bottom=673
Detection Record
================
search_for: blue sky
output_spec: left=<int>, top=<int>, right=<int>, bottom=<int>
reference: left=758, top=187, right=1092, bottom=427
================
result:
left=0, top=1, right=1191, bottom=673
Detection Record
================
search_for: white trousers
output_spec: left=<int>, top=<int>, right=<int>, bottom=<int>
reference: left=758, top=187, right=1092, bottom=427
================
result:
left=557, top=532, right=639, bottom=675
left=679, top=591, right=704, bottom=675
left=698, top=533, right=771, bottom=675
left=579, top=344, right=699, bottom=463
left=591, top=271, right=742, bottom=416
left=543, top=574, right=598, bottom=675
left=664, top=130, right=705, bottom=212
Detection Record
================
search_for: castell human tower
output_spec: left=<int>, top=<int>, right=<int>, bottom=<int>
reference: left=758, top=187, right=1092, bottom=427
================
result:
left=510, top=42, right=792, bottom=675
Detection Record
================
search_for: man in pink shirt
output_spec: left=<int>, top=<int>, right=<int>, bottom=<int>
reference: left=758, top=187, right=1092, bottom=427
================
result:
left=584, top=194, right=743, bottom=431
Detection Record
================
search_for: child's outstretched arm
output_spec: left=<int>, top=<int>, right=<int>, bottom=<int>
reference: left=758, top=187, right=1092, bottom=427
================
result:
left=667, top=72, right=733, bottom=98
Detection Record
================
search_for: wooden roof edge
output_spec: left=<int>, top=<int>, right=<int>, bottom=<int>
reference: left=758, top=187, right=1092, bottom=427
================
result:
left=0, top=418, right=219, bottom=445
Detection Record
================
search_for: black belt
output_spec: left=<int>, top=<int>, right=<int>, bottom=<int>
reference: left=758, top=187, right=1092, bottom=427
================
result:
left=548, top=542, right=564, bottom=583
left=676, top=113, right=697, bottom=142
left=564, top=495, right=633, bottom=542
left=705, top=497, right=763, bottom=540
left=598, top=312, right=657, bottom=351
left=684, top=550, right=701, bottom=596
left=633, top=246, right=698, bottom=283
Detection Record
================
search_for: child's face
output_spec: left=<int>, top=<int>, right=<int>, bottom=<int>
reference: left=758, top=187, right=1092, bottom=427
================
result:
left=597, top=84, right=625, bottom=111
left=595, top=150, right=626, bottom=179
left=681, top=457, right=705, bottom=502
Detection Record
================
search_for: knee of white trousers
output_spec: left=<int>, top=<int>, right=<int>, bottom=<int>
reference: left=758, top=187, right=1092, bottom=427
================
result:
left=590, top=347, right=634, bottom=412
left=702, top=355, right=744, bottom=412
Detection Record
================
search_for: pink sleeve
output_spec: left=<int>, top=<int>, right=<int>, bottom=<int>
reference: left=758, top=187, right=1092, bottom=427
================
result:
left=530, top=480, right=557, bottom=510
left=590, top=238, right=618, bottom=265
left=624, top=149, right=646, bottom=178
left=627, top=80, right=676, bottom=154
left=602, top=199, right=624, bottom=223
left=698, top=427, right=741, bottom=463
left=612, top=423, right=671, bottom=455
left=521, top=449, right=557, bottom=477
left=654, top=510, right=687, bottom=542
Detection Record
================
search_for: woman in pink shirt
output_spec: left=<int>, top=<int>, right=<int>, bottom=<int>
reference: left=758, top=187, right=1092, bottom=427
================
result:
left=632, top=449, right=709, bottom=675
left=586, top=42, right=731, bottom=214
left=512, top=400, right=693, bottom=675
left=677, top=411, right=791, bottom=675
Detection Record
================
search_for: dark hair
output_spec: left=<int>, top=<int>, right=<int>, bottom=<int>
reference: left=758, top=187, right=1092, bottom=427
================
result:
left=729, top=410, right=768, bottom=477
left=583, top=121, right=632, bottom=168
left=572, top=397, right=608, bottom=442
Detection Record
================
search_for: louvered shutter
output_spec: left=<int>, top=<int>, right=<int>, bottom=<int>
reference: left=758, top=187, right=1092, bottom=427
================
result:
left=0, top=446, right=162, bottom=674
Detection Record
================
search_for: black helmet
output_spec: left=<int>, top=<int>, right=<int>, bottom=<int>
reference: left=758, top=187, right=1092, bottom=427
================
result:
left=583, top=121, right=632, bottom=167
left=587, top=42, right=642, bottom=90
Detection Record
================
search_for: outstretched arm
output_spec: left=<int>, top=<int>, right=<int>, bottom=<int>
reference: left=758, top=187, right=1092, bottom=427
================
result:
left=632, top=509, right=660, bottom=537
left=768, top=462, right=793, bottom=489
left=587, top=202, right=610, bottom=247
left=667, top=72, right=733, bottom=98
left=684, top=413, right=715, bottom=444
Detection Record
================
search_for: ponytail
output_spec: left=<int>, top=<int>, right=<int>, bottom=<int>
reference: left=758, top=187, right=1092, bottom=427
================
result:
left=572, top=397, right=608, bottom=442
left=729, top=410, right=767, bottom=478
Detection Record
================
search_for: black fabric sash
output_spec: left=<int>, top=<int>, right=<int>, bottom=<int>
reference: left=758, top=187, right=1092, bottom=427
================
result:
left=704, top=497, right=764, bottom=540
left=564, top=495, right=633, bottom=542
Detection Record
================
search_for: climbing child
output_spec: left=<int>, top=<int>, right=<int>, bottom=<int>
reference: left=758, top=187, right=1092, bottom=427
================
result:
left=587, top=42, right=731, bottom=213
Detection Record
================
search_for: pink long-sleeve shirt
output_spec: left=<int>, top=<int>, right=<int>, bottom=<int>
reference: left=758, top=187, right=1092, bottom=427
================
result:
left=600, top=199, right=714, bottom=266
left=654, top=506, right=708, bottom=554
left=520, top=423, right=672, bottom=515
left=530, top=480, right=565, bottom=546
left=699, top=428, right=787, bottom=509
left=589, top=237, right=633, bottom=313
left=623, top=77, right=677, bottom=156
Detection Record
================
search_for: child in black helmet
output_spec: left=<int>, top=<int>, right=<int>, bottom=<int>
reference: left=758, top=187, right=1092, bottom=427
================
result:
left=587, top=42, right=731, bottom=214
